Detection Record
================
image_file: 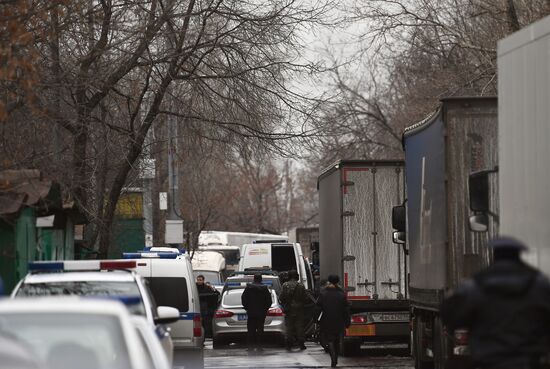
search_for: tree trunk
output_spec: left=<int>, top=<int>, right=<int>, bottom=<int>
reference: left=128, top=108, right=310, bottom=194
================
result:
left=72, top=114, right=89, bottom=212
left=98, top=74, right=175, bottom=257
left=506, top=0, right=521, bottom=32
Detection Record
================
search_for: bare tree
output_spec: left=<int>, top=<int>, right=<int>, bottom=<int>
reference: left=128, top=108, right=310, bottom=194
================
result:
left=309, top=0, right=550, bottom=168
left=1, top=0, right=334, bottom=257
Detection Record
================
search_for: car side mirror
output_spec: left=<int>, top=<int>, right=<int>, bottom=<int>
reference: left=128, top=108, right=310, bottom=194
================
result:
left=392, top=231, right=406, bottom=245
left=392, top=205, right=406, bottom=232
left=155, top=306, right=180, bottom=325
left=469, top=214, right=488, bottom=233
left=469, top=171, right=489, bottom=213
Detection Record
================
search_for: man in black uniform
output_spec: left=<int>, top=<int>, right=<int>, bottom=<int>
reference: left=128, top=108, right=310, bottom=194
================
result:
left=316, top=274, right=350, bottom=367
left=441, top=237, right=550, bottom=369
left=196, top=274, right=219, bottom=338
left=241, top=273, right=272, bottom=352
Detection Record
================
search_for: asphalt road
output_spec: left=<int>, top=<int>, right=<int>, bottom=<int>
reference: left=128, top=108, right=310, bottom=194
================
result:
left=191, top=340, right=414, bottom=369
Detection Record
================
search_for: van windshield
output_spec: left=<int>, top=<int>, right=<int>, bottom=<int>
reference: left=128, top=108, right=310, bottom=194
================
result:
left=220, top=250, right=239, bottom=265
left=272, top=245, right=297, bottom=273
left=193, top=271, right=221, bottom=284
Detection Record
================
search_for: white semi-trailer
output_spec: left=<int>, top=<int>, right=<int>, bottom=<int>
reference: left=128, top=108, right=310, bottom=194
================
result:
left=496, top=16, right=550, bottom=274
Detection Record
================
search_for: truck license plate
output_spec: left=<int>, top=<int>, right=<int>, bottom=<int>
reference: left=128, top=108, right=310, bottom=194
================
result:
left=237, top=314, right=248, bottom=321
left=381, top=313, right=409, bottom=321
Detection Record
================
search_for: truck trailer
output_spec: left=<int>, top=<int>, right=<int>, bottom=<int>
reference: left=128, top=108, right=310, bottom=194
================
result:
left=495, top=15, right=550, bottom=276
left=393, top=97, right=498, bottom=369
left=318, top=160, right=409, bottom=355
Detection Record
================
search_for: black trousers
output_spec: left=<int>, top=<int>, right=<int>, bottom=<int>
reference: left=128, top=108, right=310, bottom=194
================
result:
left=320, top=331, right=340, bottom=364
left=247, top=315, right=266, bottom=348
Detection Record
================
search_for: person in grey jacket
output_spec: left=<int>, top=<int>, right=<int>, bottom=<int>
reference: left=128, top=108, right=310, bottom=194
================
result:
left=441, top=237, right=550, bottom=369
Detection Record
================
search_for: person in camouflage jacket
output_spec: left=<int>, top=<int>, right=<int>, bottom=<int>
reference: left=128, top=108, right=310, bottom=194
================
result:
left=280, top=269, right=307, bottom=350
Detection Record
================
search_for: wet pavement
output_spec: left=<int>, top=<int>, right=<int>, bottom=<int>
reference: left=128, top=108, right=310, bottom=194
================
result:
left=197, top=340, right=414, bottom=369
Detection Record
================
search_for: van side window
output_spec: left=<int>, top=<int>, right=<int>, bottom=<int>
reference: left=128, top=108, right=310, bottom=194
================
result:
left=272, top=245, right=297, bottom=272
left=146, top=277, right=189, bottom=312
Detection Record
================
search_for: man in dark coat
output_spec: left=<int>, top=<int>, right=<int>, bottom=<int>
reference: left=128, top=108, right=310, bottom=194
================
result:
left=316, top=274, right=350, bottom=367
left=196, top=275, right=220, bottom=338
left=441, top=237, right=550, bottom=369
left=241, top=273, right=272, bottom=352
left=280, top=269, right=307, bottom=350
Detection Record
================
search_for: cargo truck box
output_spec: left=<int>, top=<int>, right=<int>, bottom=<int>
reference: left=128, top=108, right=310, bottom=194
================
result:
left=318, top=160, right=409, bottom=355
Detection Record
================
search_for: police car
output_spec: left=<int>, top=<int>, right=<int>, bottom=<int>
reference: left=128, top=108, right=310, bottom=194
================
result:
left=0, top=297, right=150, bottom=369
left=122, top=247, right=205, bottom=369
left=212, top=280, right=286, bottom=348
left=132, top=316, right=171, bottom=369
left=11, top=260, right=178, bottom=365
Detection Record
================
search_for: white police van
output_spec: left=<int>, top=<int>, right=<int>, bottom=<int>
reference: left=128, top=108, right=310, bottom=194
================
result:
left=122, top=247, right=204, bottom=369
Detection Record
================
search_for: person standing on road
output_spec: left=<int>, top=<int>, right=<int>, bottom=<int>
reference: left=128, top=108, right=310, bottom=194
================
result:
left=441, top=237, right=550, bottom=369
left=196, top=275, right=220, bottom=338
left=241, top=273, right=272, bottom=352
left=316, top=274, right=350, bottom=368
left=280, top=269, right=307, bottom=351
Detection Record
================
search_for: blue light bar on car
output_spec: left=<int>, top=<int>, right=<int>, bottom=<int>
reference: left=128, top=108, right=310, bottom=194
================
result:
left=158, top=253, right=179, bottom=259
left=122, top=253, right=142, bottom=259
left=122, top=252, right=181, bottom=259
left=28, top=262, right=64, bottom=272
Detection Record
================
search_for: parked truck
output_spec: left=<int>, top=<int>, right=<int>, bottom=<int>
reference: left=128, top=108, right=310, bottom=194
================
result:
left=198, top=231, right=287, bottom=247
left=288, top=227, right=319, bottom=261
left=318, top=160, right=409, bottom=355
left=392, top=97, right=498, bottom=368
left=468, top=13, right=550, bottom=308
left=493, top=15, right=550, bottom=276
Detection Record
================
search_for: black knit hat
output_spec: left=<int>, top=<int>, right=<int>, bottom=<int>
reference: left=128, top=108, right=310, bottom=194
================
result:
left=328, top=275, right=339, bottom=284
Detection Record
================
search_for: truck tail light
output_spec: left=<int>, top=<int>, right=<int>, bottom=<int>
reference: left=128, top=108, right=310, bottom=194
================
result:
left=267, top=307, right=284, bottom=316
left=214, top=310, right=234, bottom=318
left=193, top=314, right=202, bottom=337
left=454, top=329, right=468, bottom=346
left=351, top=313, right=369, bottom=324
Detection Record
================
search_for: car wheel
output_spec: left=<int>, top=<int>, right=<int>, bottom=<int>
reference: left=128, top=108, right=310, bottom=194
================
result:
left=212, top=337, right=226, bottom=349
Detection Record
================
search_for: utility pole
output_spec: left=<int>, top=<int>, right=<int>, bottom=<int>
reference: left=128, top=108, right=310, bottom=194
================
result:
left=165, top=93, right=184, bottom=246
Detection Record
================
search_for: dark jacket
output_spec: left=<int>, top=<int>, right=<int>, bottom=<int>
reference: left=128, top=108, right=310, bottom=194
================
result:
left=280, top=280, right=307, bottom=315
left=316, top=285, right=350, bottom=335
left=441, top=260, right=550, bottom=369
left=241, top=283, right=272, bottom=318
left=197, top=283, right=220, bottom=315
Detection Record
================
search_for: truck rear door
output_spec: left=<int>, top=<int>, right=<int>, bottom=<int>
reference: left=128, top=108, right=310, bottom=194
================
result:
left=342, top=164, right=406, bottom=299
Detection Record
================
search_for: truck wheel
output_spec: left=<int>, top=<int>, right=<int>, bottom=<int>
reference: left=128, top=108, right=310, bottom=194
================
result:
left=339, top=338, right=361, bottom=357
left=413, top=316, right=434, bottom=369
left=432, top=317, right=447, bottom=369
